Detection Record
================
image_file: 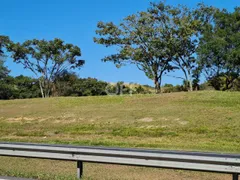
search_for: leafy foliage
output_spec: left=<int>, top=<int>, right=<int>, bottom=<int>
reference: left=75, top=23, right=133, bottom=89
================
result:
left=14, top=75, right=41, bottom=98
left=0, top=59, right=14, bottom=99
left=0, top=35, right=10, bottom=56
left=72, top=78, right=108, bottom=96
left=197, top=7, right=240, bottom=90
left=94, top=3, right=179, bottom=93
left=9, top=38, right=85, bottom=97
left=94, top=2, right=207, bottom=92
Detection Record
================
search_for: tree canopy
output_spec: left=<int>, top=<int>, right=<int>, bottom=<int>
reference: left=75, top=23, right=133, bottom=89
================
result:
left=197, top=7, right=240, bottom=90
left=94, top=3, right=176, bottom=93
left=94, top=2, right=205, bottom=92
left=9, top=38, right=85, bottom=97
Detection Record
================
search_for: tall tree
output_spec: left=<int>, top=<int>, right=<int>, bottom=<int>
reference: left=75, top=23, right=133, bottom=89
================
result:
left=149, top=3, right=204, bottom=91
left=94, top=3, right=177, bottom=93
left=0, top=36, right=11, bottom=86
left=9, top=38, right=85, bottom=98
left=94, top=2, right=205, bottom=92
left=0, top=36, right=10, bottom=72
left=171, top=9, right=200, bottom=92
left=0, top=36, right=15, bottom=99
left=197, top=7, right=240, bottom=90
left=0, top=59, right=15, bottom=99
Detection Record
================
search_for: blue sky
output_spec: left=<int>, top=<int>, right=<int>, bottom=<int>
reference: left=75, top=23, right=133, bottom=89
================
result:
left=1, top=0, right=239, bottom=86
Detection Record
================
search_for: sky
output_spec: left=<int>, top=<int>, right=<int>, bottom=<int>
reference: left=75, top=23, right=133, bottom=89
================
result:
left=1, top=0, right=239, bottom=86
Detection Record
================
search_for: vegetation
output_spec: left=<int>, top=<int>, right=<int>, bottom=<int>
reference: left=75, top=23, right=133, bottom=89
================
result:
left=0, top=2, right=239, bottom=99
left=94, top=2, right=239, bottom=92
left=0, top=91, right=239, bottom=179
left=197, top=7, right=240, bottom=90
left=9, top=38, right=85, bottom=98
left=0, top=70, right=154, bottom=100
left=0, top=91, right=239, bottom=152
left=94, top=3, right=176, bottom=93
left=0, top=1, right=239, bottom=179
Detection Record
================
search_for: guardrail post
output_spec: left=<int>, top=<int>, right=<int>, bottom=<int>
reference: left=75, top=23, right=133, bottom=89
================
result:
left=77, top=161, right=83, bottom=179
left=233, top=173, right=239, bottom=180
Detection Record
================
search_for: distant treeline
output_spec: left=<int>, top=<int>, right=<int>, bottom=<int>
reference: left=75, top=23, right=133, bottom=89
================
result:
left=0, top=1, right=240, bottom=99
left=1, top=65, right=238, bottom=100
left=0, top=68, right=157, bottom=99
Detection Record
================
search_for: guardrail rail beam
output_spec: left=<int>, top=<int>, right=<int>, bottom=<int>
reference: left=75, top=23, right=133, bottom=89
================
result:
left=0, top=142, right=239, bottom=179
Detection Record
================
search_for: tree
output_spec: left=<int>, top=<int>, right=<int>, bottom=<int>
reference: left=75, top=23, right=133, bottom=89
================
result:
left=0, top=59, right=15, bottom=99
left=94, top=2, right=206, bottom=93
left=73, top=78, right=108, bottom=96
left=94, top=3, right=177, bottom=93
left=9, top=38, right=85, bottom=98
left=0, top=36, right=16, bottom=99
left=0, top=35, right=10, bottom=77
left=0, top=36, right=10, bottom=57
left=197, top=7, right=240, bottom=90
left=171, top=11, right=200, bottom=92
left=52, top=70, right=78, bottom=96
left=0, top=59, right=10, bottom=79
left=150, top=3, right=205, bottom=91
left=14, top=75, right=41, bottom=99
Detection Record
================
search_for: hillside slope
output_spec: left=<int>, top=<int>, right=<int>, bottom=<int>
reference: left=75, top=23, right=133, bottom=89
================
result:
left=0, top=91, right=239, bottom=153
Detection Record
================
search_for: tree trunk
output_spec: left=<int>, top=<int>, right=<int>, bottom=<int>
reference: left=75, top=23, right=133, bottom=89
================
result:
left=225, top=77, right=230, bottom=90
left=45, top=83, right=50, bottom=97
left=188, top=70, right=193, bottom=92
left=158, top=75, right=162, bottom=93
left=154, top=76, right=161, bottom=94
left=189, top=78, right=193, bottom=92
left=39, top=80, right=45, bottom=98
left=183, top=69, right=193, bottom=92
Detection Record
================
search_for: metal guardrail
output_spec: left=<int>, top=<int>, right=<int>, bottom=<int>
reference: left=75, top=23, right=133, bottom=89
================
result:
left=0, top=142, right=239, bottom=180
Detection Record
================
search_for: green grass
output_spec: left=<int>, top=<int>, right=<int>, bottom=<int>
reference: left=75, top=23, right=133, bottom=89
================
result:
left=0, top=91, right=239, bottom=179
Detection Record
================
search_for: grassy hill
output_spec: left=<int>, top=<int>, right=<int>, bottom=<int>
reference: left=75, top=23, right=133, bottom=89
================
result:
left=0, top=91, right=239, bottom=179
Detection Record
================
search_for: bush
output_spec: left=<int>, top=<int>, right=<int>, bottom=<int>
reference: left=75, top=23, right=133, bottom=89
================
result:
left=73, top=78, right=108, bottom=96
left=162, top=84, right=187, bottom=93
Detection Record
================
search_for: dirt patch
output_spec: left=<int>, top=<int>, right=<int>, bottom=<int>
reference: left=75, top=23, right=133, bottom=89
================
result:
left=6, top=117, right=50, bottom=123
left=139, top=117, right=153, bottom=122
left=53, top=119, right=77, bottom=124
left=7, top=117, right=23, bottom=121
left=6, top=117, right=35, bottom=122
left=174, top=118, right=188, bottom=125
left=24, top=117, right=35, bottom=121
left=61, top=113, right=75, bottom=119
left=89, top=119, right=95, bottom=122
